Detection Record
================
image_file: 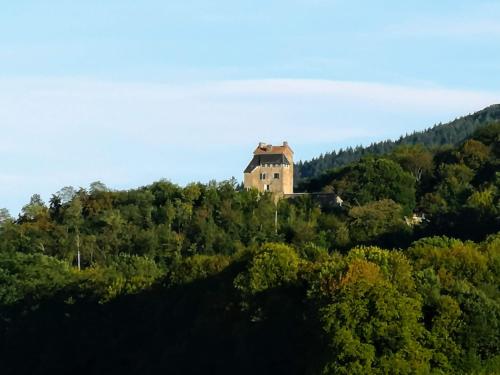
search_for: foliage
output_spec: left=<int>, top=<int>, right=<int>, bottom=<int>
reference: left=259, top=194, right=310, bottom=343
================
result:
left=168, top=254, right=231, bottom=286
left=234, top=243, right=300, bottom=295
left=296, top=104, right=500, bottom=182
left=0, top=252, right=74, bottom=306
left=0, top=117, right=499, bottom=374
left=79, top=254, right=164, bottom=302
left=302, top=157, right=416, bottom=214
left=348, top=199, right=409, bottom=246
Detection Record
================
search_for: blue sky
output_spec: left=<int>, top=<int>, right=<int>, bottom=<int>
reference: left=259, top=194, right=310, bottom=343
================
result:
left=1, top=0, right=500, bottom=215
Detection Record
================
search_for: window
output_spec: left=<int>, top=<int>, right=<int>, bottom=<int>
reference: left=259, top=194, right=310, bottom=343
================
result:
left=264, top=184, right=270, bottom=191
left=274, top=173, right=280, bottom=179
left=260, top=173, right=267, bottom=180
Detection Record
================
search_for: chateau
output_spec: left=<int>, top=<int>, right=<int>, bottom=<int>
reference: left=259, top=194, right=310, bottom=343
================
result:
left=243, top=141, right=294, bottom=194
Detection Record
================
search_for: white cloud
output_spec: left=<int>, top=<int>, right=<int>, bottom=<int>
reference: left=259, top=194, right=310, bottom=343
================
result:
left=207, top=80, right=498, bottom=110
left=0, top=77, right=499, bottom=214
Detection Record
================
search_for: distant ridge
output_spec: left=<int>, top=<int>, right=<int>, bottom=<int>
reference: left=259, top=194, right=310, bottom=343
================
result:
left=295, top=104, right=500, bottom=183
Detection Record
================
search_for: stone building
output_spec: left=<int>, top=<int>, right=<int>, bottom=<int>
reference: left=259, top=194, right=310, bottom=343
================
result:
left=243, top=141, right=294, bottom=194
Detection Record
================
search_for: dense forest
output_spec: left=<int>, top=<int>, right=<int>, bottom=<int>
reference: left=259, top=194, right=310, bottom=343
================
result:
left=0, top=122, right=499, bottom=374
left=295, top=104, right=500, bottom=183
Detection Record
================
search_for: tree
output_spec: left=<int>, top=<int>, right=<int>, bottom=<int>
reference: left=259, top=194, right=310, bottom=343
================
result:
left=89, top=181, right=108, bottom=194
left=318, top=255, right=431, bottom=374
left=471, top=122, right=500, bottom=149
left=433, top=163, right=474, bottom=210
left=168, top=254, right=230, bottom=286
left=234, top=243, right=300, bottom=295
left=311, top=157, right=416, bottom=214
left=56, top=186, right=77, bottom=204
left=20, top=194, right=47, bottom=221
left=408, top=236, right=500, bottom=369
left=459, top=140, right=490, bottom=170
left=0, top=208, right=12, bottom=226
left=62, top=197, right=84, bottom=266
left=390, top=144, right=434, bottom=182
left=348, top=199, right=409, bottom=246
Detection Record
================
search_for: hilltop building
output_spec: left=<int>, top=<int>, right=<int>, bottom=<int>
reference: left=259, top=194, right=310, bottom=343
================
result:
left=244, top=141, right=294, bottom=194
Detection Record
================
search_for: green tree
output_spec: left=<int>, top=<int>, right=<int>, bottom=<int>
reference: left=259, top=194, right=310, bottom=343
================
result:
left=318, top=256, right=431, bottom=374
left=320, top=157, right=416, bottom=214
left=234, top=243, right=300, bottom=295
left=20, top=194, right=48, bottom=221
left=348, top=199, right=409, bottom=246
left=459, top=139, right=490, bottom=170
left=390, top=144, right=434, bottom=182
left=0, top=208, right=12, bottom=226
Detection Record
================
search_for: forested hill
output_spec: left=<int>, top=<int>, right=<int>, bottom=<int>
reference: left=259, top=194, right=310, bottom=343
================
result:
left=296, top=103, right=500, bottom=182
left=0, top=123, right=499, bottom=374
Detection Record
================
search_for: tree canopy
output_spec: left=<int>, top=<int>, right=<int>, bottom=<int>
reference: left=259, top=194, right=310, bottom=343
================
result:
left=0, top=123, right=499, bottom=374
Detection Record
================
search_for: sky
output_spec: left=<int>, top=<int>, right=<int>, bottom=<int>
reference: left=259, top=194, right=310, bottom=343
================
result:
left=1, top=0, right=500, bottom=215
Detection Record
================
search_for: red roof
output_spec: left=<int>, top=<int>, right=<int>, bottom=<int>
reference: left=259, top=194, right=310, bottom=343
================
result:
left=253, top=142, right=293, bottom=155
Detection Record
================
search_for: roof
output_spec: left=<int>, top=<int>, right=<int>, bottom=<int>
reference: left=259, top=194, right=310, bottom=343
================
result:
left=244, top=154, right=291, bottom=173
left=253, top=142, right=294, bottom=155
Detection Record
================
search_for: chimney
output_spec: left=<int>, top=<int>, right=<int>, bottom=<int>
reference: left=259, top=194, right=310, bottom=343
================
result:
left=283, top=141, right=288, bottom=147
left=258, top=142, right=266, bottom=148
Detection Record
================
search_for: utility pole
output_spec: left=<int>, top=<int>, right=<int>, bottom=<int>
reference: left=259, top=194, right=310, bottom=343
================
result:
left=268, top=179, right=279, bottom=235
left=76, top=230, right=81, bottom=271
left=275, top=205, right=278, bottom=234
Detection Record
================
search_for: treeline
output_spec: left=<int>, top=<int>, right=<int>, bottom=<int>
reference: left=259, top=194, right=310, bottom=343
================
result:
left=300, top=122, right=500, bottom=242
left=295, top=103, right=500, bottom=182
left=0, top=123, right=499, bottom=374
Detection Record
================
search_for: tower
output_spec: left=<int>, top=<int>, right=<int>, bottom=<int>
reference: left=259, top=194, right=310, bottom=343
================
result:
left=243, top=141, right=294, bottom=194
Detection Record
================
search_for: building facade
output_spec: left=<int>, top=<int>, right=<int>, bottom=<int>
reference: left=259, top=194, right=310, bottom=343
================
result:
left=243, top=141, right=294, bottom=194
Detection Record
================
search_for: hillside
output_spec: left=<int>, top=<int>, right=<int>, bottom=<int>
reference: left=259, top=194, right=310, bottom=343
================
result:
left=295, top=104, right=500, bottom=183
left=0, top=122, right=499, bottom=374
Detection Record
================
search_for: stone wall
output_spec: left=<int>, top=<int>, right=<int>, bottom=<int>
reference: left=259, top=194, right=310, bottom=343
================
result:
left=244, top=164, right=293, bottom=194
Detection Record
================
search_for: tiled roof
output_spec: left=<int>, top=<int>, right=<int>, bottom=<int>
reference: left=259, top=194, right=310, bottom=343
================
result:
left=253, top=142, right=293, bottom=155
